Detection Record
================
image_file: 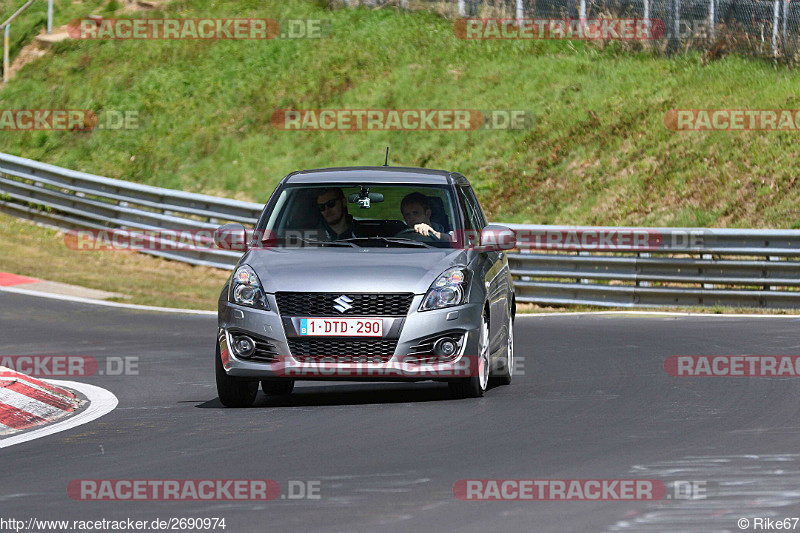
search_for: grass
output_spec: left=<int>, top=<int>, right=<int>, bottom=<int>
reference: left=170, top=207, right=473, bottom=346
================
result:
left=0, top=0, right=797, bottom=228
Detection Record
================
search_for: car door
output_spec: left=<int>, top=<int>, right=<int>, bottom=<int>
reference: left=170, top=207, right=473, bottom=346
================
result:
left=458, top=185, right=509, bottom=356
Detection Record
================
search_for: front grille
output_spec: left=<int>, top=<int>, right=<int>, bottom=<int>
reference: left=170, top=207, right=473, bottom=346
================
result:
left=288, top=338, right=398, bottom=364
left=252, top=339, right=280, bottom=362
left=276, top=293, right=413, bottom=317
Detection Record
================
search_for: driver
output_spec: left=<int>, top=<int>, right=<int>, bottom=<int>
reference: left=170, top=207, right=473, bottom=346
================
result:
left=315, top=187, right=361, bottom=240
left=400, top=192, right=447, bottom=240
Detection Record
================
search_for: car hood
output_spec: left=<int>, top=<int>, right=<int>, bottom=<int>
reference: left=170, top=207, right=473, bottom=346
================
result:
left=242, top=247, right=470, bottom=294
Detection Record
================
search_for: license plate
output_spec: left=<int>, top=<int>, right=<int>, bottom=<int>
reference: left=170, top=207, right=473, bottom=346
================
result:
left=299, top=318, right=383, bottom=337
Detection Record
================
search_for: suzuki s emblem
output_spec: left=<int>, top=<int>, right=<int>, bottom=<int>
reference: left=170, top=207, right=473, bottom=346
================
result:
left=333, top=295, right=353, bottom=313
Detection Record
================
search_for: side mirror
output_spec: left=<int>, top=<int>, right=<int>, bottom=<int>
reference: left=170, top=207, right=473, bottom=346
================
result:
left=214, top=223, right=248, bottom=252
left=480, top=225, right=516, bottom=251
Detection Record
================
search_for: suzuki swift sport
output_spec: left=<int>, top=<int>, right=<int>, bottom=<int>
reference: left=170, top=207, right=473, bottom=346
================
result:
left=214, top=167, right=516, bottom=406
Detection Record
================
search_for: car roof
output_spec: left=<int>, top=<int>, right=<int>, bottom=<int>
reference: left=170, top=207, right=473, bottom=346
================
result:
left=283, top=166, right=462, bottom=185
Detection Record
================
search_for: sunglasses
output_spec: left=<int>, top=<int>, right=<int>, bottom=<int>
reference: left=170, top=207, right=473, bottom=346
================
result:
left=316, top=199, right=339, bottom=211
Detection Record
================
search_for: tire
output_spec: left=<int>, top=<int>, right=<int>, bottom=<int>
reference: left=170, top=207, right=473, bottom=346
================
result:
left=490, top=317, right=513, bottom=386
left=215, top=344, right=258, bottom=407
left=261, top=380, right=295, bottom=396
left=449, top=312, right=490, bottom=399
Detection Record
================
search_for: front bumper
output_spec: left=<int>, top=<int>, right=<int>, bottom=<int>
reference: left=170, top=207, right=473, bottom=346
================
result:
left=218, top=294, right=483, bottom=382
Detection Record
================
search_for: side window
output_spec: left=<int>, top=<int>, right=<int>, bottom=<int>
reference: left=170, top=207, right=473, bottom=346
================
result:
left=458, top=186, right=484, bottom=230
left=463, top=186, right=487, bottom=228
left=456, top=186, right=477, bottom=231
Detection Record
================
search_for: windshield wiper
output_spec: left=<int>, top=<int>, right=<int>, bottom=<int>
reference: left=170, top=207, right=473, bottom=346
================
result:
left=297, top=238, right=358, bottom=248
left=341, top=237, right=432, bottom=248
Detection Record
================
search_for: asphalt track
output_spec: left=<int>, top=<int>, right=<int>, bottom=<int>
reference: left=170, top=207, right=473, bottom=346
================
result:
left=3, top=290, right=800, bottom=532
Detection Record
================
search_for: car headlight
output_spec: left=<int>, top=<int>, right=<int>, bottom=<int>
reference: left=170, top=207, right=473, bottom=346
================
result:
left=229, top=265, right=269, bottom=310
left=420, top=267, right=471, bottom=311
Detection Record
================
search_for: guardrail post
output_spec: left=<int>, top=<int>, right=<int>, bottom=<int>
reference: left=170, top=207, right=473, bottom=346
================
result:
left=772, top=0, right=780, bottom=56
left=768, top=256, right=779, bottom=290
left=668, top=0, right=680, bottom=56
left=520, top=247, right=531, bottom=281
left=637, top=252, right=650, bottom=287
left=708, top=0, right=715, bottom=40
left=702, top=253, right=714, bottom=289
left=3, top=25, right=8, bottom=84
left=578, top=251, right=590, bottom=284
left=781, top=0, right=788, bottom=55
left=47, top=0, right=53, bottom=34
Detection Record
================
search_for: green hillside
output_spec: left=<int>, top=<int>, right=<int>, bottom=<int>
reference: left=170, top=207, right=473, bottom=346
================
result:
left=1, top=0, right=799, bottom=228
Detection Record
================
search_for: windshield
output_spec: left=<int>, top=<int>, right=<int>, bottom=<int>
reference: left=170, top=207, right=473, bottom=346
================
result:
left=255, top=183, right=460, bottom=248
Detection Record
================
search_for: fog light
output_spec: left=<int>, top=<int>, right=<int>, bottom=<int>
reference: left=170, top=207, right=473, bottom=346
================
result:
left=434, top=338, right=457, bottom=357
left=233, top=335, right=256, bottom=358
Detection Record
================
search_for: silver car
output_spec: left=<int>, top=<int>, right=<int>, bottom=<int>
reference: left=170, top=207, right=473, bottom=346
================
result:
left=214, top=167, right=516, bottom=406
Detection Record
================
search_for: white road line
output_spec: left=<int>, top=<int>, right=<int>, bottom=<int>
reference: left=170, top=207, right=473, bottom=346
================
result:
left=0, top=285, right=215, bottom=315
left=516, top=310, right=800, bottom=318
left=0, top=380, right=118, bottom=449
left=3, top=282, right=798, bottom=319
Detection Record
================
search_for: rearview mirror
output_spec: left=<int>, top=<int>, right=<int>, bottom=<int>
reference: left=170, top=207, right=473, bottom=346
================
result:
left=348, top=192, right=385, bottom=208
left=214, top=223, right=248, bottom=252
left=479, top=225, right=516, bottom=251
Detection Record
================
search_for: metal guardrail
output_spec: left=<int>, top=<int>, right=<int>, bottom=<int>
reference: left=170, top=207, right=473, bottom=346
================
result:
left=0, top=152, right=262, bottom=269
left=503, top=224, right=800, bottom=309
left=2, top=152, right=800, bottom=308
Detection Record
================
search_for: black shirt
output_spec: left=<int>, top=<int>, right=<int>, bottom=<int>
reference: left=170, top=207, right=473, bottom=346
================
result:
left=319, top=214, right=362, bottom=241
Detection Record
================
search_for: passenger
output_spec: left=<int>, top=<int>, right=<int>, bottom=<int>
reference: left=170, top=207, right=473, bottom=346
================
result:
left=315, top=187, right=361, bottom=240
left=400, top=192, right=447, bottom=240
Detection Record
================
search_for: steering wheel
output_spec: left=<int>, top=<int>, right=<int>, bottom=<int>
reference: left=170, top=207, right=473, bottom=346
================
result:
left=395, top=227, right=439, bottom=242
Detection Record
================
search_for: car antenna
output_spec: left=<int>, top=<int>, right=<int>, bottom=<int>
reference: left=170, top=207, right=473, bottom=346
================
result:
left=383, top=147, right=389, bottom=167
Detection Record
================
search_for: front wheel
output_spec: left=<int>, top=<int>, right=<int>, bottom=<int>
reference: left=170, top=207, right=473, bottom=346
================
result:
left=449, top=312, right=490, bottom=399
left=490, top=317, right=513, bottom=386
left=215, top=344, right=258, bottom=407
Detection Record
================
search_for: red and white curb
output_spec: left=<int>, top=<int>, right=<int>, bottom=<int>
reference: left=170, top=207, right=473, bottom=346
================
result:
left=0, top=367, right=118, bottom=448
left=0, top=272, right=39, bottom=288
left=0, top=368, right=81, bottom=434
